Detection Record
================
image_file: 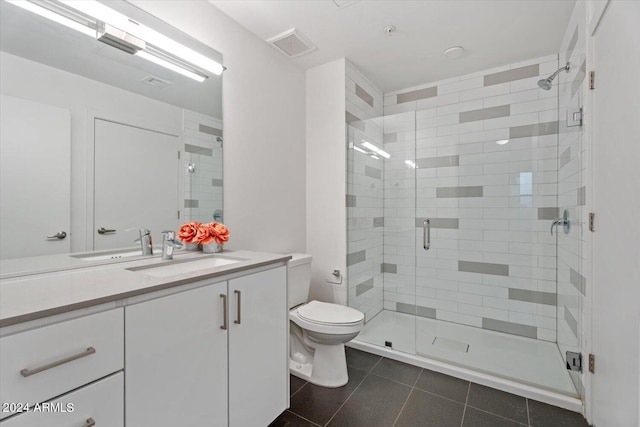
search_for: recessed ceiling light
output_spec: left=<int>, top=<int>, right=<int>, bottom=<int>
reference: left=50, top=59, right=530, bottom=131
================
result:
left=443, top=46, right=464, bottom=59
left=496, top=139, right=510, bottom=145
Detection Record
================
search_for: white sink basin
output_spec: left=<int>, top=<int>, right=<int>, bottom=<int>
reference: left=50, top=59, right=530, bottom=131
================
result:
left=72, top=249, right=146, bottom=261
left=134, top=256, right=243, bottom=278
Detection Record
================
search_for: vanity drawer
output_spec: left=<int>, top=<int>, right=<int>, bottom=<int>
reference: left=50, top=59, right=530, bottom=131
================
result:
left=0, top=372, right=123, bottom=427
left=0, top=309, right=123, bottom=420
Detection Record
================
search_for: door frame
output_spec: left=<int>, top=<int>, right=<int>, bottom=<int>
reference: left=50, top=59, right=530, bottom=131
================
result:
left=85, top=108, right=182, bottom=250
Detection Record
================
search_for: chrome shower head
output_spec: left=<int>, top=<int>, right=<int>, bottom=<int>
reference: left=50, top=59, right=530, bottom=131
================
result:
left=537, top=62, right=570, bottom=90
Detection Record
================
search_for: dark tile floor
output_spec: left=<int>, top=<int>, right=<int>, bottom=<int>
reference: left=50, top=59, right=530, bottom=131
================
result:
left=270, top=348, right=590, bottom=427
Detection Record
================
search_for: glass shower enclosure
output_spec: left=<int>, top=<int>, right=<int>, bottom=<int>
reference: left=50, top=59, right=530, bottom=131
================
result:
left=346, top=58, right=582, bottom=398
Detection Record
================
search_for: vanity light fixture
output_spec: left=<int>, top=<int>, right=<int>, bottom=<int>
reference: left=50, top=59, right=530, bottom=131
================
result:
left=361, top=141, right=391, bottom=159
left=496, top=139, right=510, bottom=145
left=6, top=0, right=95, bottom=37
left=353, top=146, right=367, bottom=154
left=6, top=0, right=224, bottom=82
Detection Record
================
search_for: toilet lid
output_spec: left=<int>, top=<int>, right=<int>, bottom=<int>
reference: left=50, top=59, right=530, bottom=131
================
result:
left=297, top=301, right=364, bottom=326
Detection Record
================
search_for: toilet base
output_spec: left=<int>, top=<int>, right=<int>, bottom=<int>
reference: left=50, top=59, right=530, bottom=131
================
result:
left=289, top=342, right=348, bottom=388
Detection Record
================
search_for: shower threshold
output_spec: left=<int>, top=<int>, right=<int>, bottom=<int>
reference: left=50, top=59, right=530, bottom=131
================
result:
left=348, top=310, right=581, bottom=412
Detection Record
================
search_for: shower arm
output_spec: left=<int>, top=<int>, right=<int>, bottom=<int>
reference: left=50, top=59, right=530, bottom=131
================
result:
left=547, top=63, right=571, bottom=82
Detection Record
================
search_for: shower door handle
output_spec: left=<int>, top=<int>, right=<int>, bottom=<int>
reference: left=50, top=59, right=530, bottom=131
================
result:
left=423, top=219, right=431, bottom=250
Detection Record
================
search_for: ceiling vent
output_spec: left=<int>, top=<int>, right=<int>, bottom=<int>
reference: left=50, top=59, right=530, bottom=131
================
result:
left=141, top=76, right=171, bottom=88
left=266, top=28, right=317, bottom=58
left=332, top=0, right=360, bottom=8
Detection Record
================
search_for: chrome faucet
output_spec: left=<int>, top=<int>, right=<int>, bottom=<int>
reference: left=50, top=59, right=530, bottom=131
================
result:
left=132, top=228, right=153, bottom=256
left=161, top=230, right=183, bottom=260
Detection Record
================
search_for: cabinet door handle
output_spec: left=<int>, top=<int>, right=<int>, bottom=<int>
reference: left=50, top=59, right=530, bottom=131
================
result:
left=83, top=418, right=96, bottom=427
left=20, top=347, right=96, bottom=378
left=220, top=294, right=228, bottom=330
left=234, top=290, right=242, bottom=325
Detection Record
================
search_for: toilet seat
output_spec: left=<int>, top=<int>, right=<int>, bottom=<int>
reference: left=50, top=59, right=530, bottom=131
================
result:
left=297, top=301, right=364, bottom=326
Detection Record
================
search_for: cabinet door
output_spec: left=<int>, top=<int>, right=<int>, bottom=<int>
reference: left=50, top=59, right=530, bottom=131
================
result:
left=228, top=267, right=288, bottom=427
left=125, top=282, right=228, bottom=427
left=0, top=372, right=123, bottom=427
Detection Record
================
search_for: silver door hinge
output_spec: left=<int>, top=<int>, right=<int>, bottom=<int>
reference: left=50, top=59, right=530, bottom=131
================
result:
left=178, top=150, right=181, bottom=159
left=177, top=210, right=181, bottom=219
left=589, top=71, right=595, bottom=90
left=589, top=213, right=595, bottom=232
left=589, top=353, right=595, bottom=373
left=567, top=107, right=583, bottom=127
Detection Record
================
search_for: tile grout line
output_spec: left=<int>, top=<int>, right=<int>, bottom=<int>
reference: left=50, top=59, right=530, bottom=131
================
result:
left=289, top=380, right=308, bottom=399
left=391, top=388, right=414, bottom=427
left=322, top=357, right=383, bottom=426
left=465, top=405, right=530, bottom=425
left=286, top=410, right=323, bottom=427
left=526, top=398, right=531, bottom=427
left=459, top=382, right=471, bottom=427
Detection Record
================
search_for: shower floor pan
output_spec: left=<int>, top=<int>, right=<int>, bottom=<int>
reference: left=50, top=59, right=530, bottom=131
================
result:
left=350, top=310, right=581, bottom=412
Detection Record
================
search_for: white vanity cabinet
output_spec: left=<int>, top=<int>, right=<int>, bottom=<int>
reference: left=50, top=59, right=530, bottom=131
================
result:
left=0, top=309, right=124, bottom=423
left=125, top=265, right=288, bottom=427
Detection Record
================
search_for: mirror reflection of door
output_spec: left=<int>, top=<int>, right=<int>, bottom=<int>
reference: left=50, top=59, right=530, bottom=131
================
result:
left=94, top=119, right=179, bottom=251
left=0, top=94, right=71, bottom=259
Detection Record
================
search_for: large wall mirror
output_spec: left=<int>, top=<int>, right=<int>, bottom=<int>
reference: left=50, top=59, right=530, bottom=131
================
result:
left=0, top=0, right=223, bottom=263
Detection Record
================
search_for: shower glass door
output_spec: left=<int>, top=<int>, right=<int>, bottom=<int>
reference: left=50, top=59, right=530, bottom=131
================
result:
left=346, top=114, right=416, bottom=356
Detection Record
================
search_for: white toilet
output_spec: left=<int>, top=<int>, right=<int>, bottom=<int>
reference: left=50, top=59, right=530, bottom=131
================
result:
left=287, top=254, right=364, bottom=388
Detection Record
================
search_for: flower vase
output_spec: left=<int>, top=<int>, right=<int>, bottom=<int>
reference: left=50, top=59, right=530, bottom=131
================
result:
left=202, top=243, right=223, bottom=253
left=184, top=243, right=201, bottom=251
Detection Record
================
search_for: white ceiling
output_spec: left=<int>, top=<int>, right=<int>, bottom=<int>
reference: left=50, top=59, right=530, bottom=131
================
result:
left=209, top=0, right=576, bottom=93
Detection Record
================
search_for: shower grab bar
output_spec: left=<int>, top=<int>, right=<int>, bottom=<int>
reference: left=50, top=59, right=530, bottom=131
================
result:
left=423, top=219, right=431, bottom=250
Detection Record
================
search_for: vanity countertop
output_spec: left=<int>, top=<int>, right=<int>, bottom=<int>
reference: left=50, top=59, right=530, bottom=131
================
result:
left=0, top=250, right=291, bottom=328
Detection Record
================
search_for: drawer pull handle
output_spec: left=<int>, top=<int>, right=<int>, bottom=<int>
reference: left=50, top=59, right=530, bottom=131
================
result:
left=20, top=347, right=96, bottom=377
left=83, top=418, right=96, bottom=427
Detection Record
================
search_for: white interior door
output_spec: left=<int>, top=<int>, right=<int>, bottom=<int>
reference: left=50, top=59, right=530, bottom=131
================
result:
left=0, top=94, right=70, bottom=259
left=94, top=119, right=179, bottom=250
left=591, top=1, right=640, bottom=425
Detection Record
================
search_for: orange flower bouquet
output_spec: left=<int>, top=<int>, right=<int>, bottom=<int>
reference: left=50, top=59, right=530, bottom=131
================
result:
left=178, top=221, right=230, bottom=252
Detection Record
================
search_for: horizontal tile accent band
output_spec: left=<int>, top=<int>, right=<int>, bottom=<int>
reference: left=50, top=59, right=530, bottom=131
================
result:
left=365, top=165, right=382, bottom=179
left=381, top=263, right=397, bottom=274
left=355, top=84, right=374, bottom=108
left=416, top=155, right=459, bottom=169
left=459, top=104, right=510, bottom=124
left=346, top=194, right=357, bottom=207
left=436, top=186, right=483, bottom=198
left=415, top=218, right=459, bottom=229
left=373, top=217, right=384, bottom=227
left=396, top=302, right=436, bottom=319
left=356, top=278, right=374, bottom=296
left=397, top=86, right=437, bottom=104
left=482, top=318, right=537, bottom=339
left=566, top=27, right=579, bottom=63
left=484, top=64, right=540, bottom=86
left=509, top=121, right=559, bottom=139
left=509, top=288, right=557, bottom=306
left=347, top=250, right=366, bottom=266
left=384, top=132, right=398, bottom=143
left=565, top=306, right=578, bottom=337
left=212, top=178, right=223, bottom=187
left=560, top=147, right=571, bottom=169
left=577, top=186, right=586, bottom=206
left=198, top=124, right=222, bottom=137
left=345, top=111, right=360, bottom=123
left=184, top=199, right=199, bottom=208
left=459, top=260, right=509, bottom=276
left=184, top=144, right=213, bottom=156
left=538, top=207, right=559, bottom=220
left=570, top=268, right=587, bottom=296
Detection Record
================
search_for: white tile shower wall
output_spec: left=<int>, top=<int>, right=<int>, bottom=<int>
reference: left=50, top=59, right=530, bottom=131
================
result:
left=556, top=0, right=587, bottom=398
left=346, top=61, right=384, bottom=322
left=182, top=110, right=223, bottom=224
left=383, top=55, right=560, bottom=342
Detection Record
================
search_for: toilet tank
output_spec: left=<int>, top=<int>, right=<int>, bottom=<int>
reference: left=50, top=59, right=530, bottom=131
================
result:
left=287, top=253, right=312, bottom=309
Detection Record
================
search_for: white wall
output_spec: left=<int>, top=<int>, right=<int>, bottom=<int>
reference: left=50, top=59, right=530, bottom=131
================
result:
left=132, top=0, right=307, bottom=253
left=306, top=59, right=347, bottom=305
